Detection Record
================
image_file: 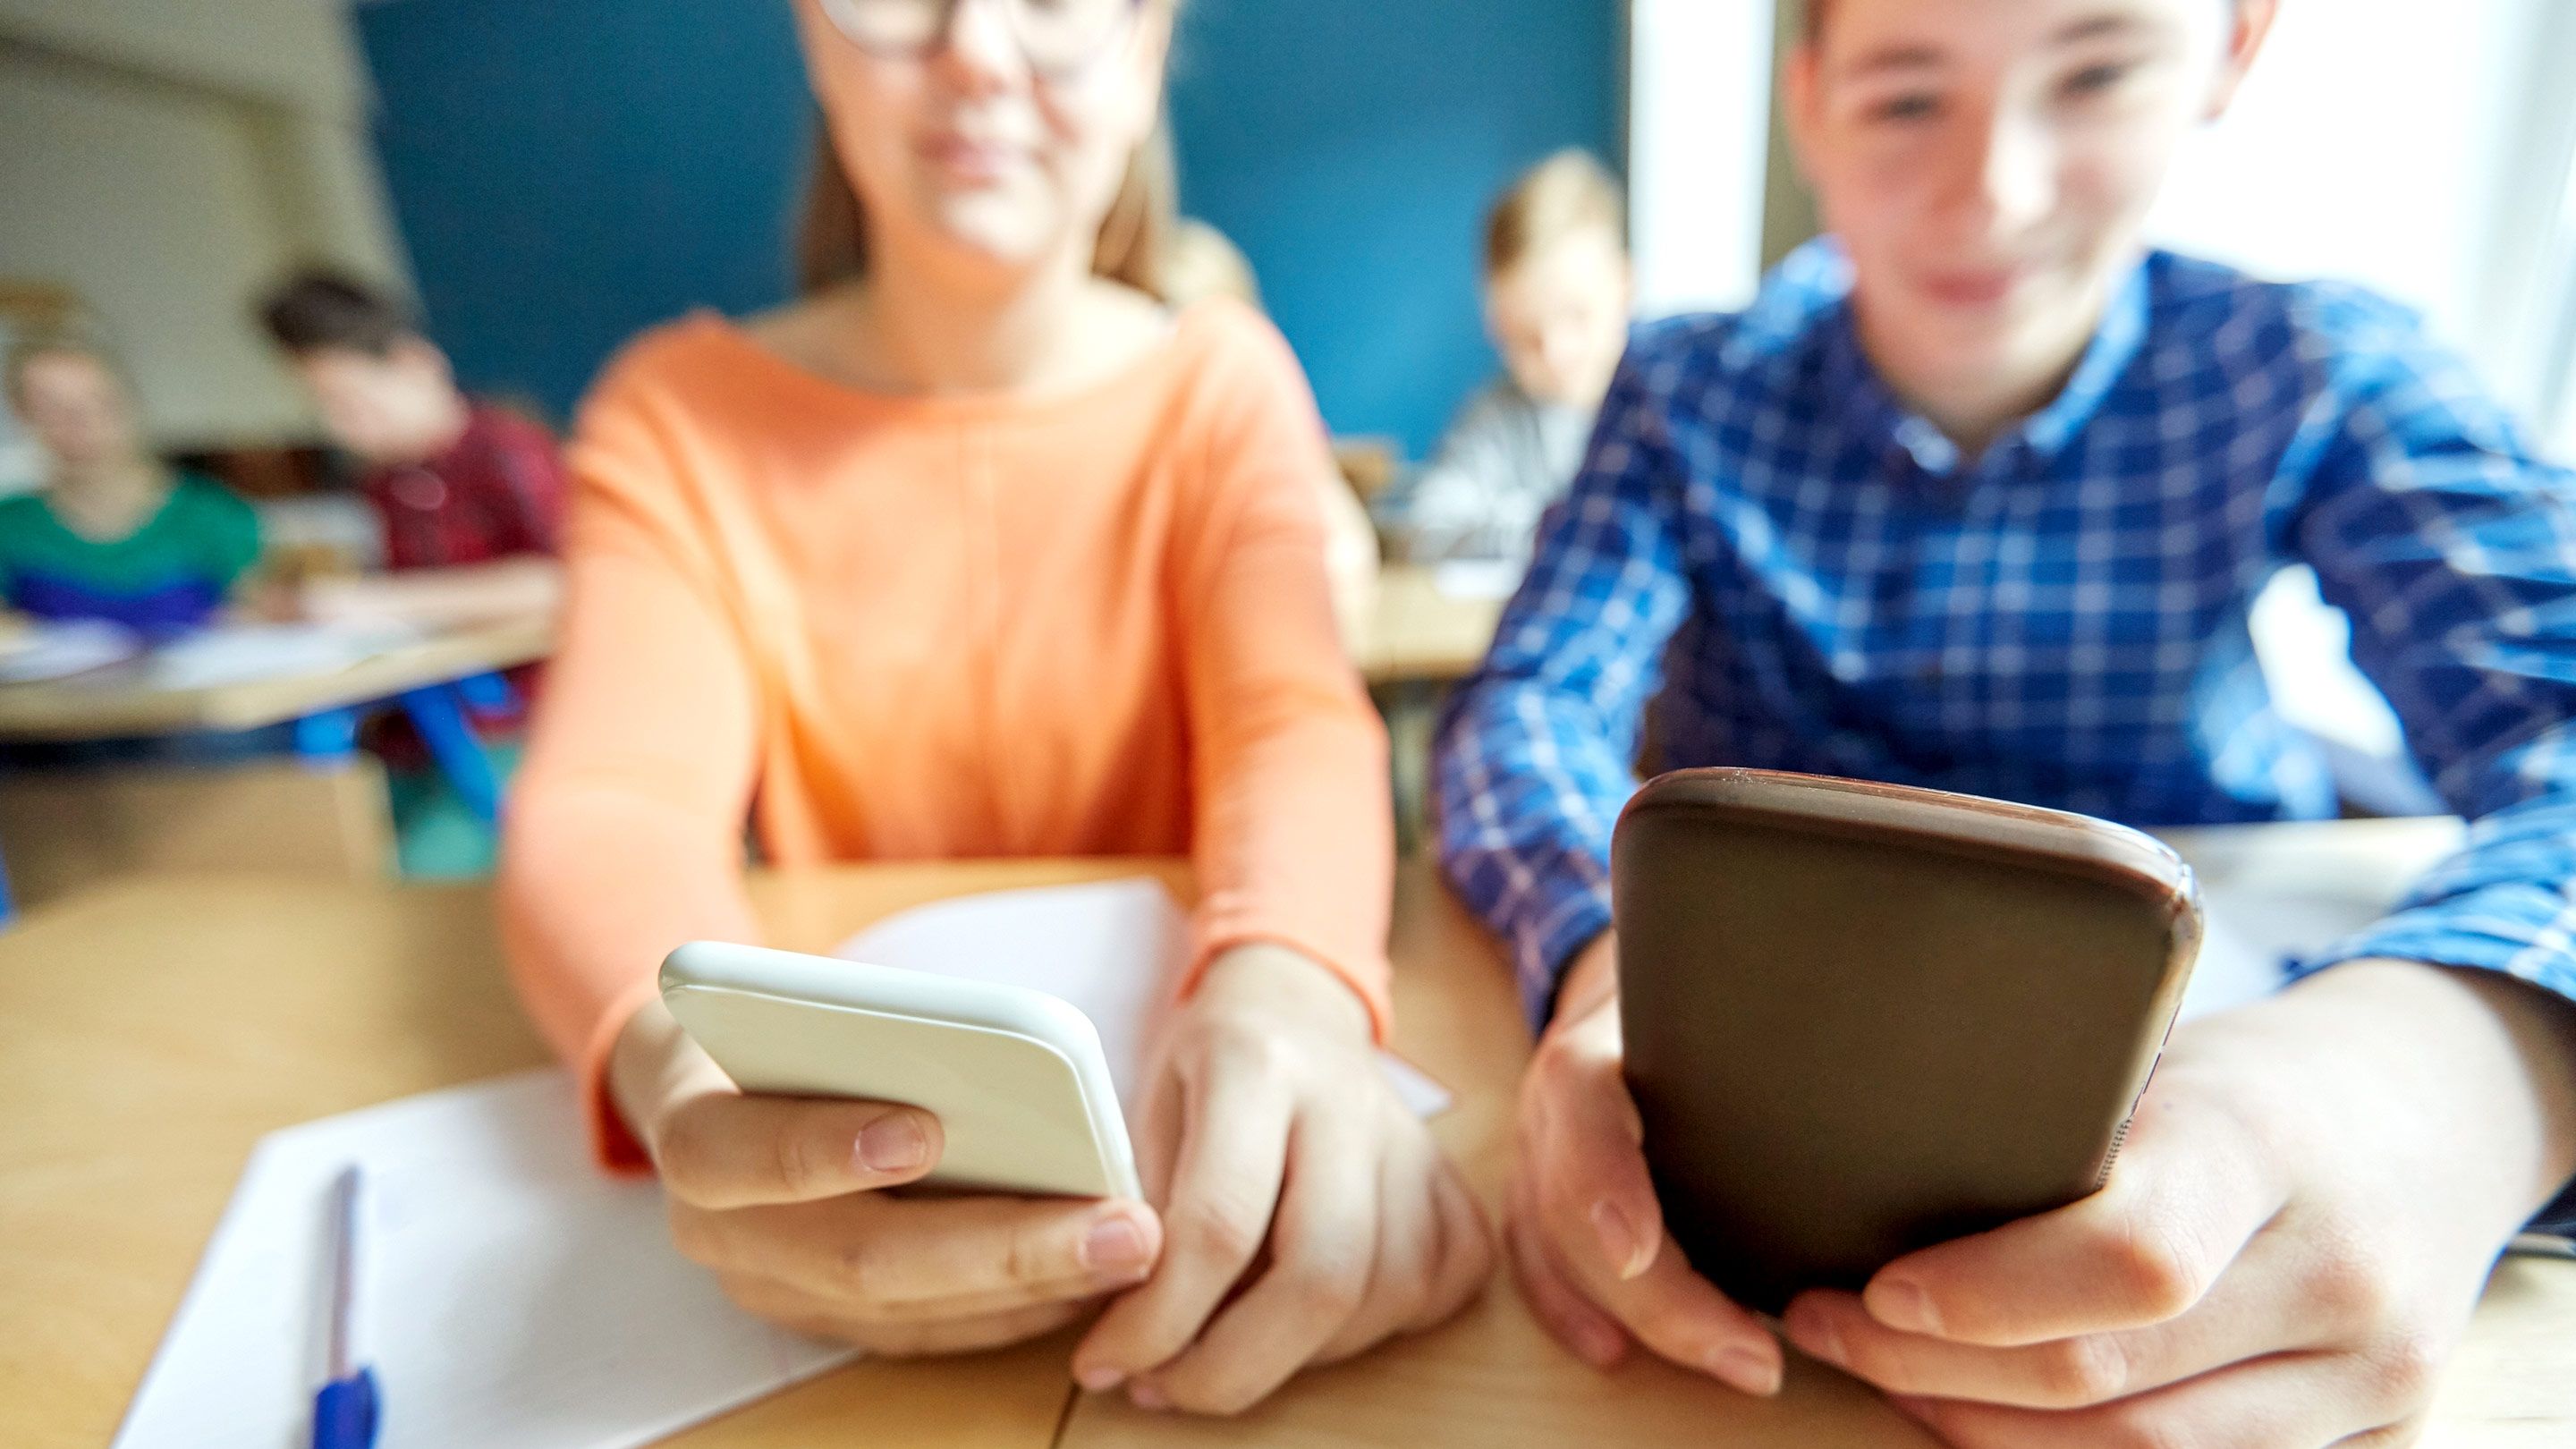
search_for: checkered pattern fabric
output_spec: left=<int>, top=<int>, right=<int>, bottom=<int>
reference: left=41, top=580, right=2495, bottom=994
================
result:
left=366, top=403, right=566, bottom=572
left=1436, top=242, right=2576, bottom=1047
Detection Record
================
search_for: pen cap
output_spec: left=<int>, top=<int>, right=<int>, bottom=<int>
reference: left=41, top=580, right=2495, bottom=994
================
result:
left=311, top=1367, right=378, bottom=1449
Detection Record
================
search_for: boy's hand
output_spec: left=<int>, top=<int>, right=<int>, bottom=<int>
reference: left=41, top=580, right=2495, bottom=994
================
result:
left=1504, top=933, right=1786, bottom=1395
left=1781, top=961, right=2576, bottom=1448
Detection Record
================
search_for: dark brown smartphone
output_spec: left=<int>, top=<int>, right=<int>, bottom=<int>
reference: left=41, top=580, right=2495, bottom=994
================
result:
left=1613, top=768, right=2199, bottom=1316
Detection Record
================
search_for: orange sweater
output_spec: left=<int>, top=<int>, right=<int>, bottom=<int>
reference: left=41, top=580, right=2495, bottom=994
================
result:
left=499, top=300, right=1394, bottom=1167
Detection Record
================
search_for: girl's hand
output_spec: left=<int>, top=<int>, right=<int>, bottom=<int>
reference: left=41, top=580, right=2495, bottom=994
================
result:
left=613, top=998, right=1165, bottom=1356
left=1071, top=943, right=1494, bottom=1413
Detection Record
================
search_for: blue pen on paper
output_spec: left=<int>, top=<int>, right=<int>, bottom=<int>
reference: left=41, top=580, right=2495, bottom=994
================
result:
left=311, top=1165, right=381, bottom=1449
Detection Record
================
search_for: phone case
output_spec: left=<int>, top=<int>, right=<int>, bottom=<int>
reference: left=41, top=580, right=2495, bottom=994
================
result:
left=1612, top=769, right=2199, bottom=1315
left=660, top=942, right=1142, bottom=1200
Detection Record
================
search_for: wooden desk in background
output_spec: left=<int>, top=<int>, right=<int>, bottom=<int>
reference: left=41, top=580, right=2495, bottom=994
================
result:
left=1358, top=564, right=1513, bottom=850
left=3, top=823, right=2567, bottom=1448
left=0, top=616, right=555, bottom=911
left=1358, top=563, right=1510, bottom=687
left=0, top=614, right=552, bottom=742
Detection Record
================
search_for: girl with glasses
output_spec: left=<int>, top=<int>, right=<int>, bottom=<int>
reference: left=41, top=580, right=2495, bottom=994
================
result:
left=502, top=0, right=1488, bottom=1417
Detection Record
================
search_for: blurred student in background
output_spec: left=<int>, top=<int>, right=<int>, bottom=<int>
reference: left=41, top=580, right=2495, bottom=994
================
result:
left=0, top=333, right=261, bottom=638
left=1390, top=149, right=1633, bottom=564
left=260, top=270, right=564, bottom=877
left=502, top=0, right=1485, bottom=1418
left=259, top=268, right=565, bottom=628
left=1160, top=216, right=1262, bottom=311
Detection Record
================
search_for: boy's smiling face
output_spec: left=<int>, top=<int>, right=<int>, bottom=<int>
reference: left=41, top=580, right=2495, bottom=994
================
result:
left=292, top=341, right=462, bottom=468
left=1789, top=0, right=2270, bottom=428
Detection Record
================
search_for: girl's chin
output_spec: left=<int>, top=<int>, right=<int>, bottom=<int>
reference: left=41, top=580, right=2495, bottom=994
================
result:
left=918, top=204, right=1067, bottom=268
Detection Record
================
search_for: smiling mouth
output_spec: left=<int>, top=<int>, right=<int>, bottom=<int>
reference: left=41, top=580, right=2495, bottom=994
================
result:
left=1919, top=268, right=2031, bottom=310
left=919, top=131, right=1021, bottom=183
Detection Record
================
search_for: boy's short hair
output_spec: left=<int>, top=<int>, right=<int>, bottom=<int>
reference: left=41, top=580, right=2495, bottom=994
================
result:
left=258, top=268, right=419, bottom=358
left=1484, top=150, right=1629, bottom=279
left=1805, top=0, right=2237, bottom=41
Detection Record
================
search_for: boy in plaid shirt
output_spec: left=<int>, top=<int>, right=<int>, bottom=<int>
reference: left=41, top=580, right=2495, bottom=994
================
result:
left=1441, top=3, right=2576, bottom=1442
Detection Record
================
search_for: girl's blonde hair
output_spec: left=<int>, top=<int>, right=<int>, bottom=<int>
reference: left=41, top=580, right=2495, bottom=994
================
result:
left=1483, top=149, right=1628, bottom=279
left=795, top=3, right=1183, bottom=300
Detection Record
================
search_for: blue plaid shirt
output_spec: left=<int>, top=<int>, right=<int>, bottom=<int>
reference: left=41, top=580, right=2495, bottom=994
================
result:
left=1436, top=242, right=2576, bottom=1048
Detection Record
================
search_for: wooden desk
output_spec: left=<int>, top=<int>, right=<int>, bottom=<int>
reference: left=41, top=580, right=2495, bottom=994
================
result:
left=0, top=615, right=552, bottom=741
left=0, top=615, right=554, bottom=913
left=4, top=828, right=2567, bottom=1448
left=0, top=859, right=1132, bottom=1449
left=1358, top=564, right=1509, bottom=686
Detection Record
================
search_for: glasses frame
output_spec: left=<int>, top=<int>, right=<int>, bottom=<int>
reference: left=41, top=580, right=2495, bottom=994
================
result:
left=817, top=0, right=1148, bottom=80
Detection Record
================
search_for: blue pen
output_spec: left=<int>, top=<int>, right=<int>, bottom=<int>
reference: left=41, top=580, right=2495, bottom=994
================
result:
left=312, top=1165, right=381, bottom=1449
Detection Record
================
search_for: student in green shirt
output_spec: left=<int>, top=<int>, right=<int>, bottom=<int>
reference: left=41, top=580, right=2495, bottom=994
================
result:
left=1, top=334, right=261, bottom=639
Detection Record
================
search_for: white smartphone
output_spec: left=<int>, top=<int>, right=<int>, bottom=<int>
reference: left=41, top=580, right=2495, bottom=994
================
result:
left=658, top=941, right=1143, bottom=1200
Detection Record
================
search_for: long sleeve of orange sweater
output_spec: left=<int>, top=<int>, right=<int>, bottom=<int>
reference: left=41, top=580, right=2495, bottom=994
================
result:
left=498, top=301, right=1393, bottom=1169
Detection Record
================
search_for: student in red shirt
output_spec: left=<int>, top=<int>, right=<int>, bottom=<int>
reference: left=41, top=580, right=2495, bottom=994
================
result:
left=258, top=269, right=565, bottom=626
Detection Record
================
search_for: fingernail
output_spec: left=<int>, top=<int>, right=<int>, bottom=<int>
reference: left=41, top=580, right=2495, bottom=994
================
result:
left=1799, top=1315, right=1846, bottom=1367
left=857, top=1114, right=928, bottom=1173
left=1081, top=1215, right=1150, bottom=1274
left=1128, top=1380, right=1169, bottom=1411
left=1707, top=1344, right=1781, bottom=1397
left=1076, top=1365, right=1125, bottom=1394
left=1589, top=1199, right=1642, bottom=1278
left=1869, top=1277, right=1939, bottom=1335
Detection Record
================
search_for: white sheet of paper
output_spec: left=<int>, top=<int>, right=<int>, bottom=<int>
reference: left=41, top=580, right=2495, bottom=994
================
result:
left=112, top=1071, right=851, bottom=1449
left=145, top=621, right=422, bottom=690
left=2180, top=878, right=2391, bottom=1022
left=830, top=877, right=1454, bottom=1118
left=1429, top=558, right=1525, bottom=601
left=0, top=618, right=139, bottom=682
left=116, top=880, right=1449, bottom=1449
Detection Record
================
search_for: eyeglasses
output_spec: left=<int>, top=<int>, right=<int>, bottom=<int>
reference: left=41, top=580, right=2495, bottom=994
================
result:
left=818, top=0, right=1146, bottom=79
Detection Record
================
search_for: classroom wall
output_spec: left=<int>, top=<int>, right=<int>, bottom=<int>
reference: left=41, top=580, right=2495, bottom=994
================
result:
left=352, top=0, right=1624, bottom=456
left=353, top=0, right=809, bottom=432
left=2144, top=0, right=2576, bottom=422
left=0, top=0, right=368, bottom=114
left=0, top=52, right=292, bottom=443
left=1627, top=0, right=1775, bottom=316
left=0, top=0, right=405, bottom=446
left=1167, top=1, right=1625, bottom=454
